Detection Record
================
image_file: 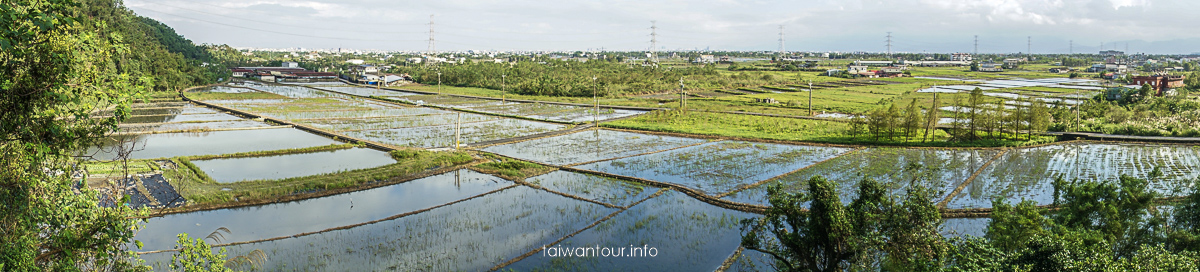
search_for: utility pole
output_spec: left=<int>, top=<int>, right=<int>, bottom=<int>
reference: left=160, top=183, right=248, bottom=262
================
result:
left=973, top=35, right=978, bottom=55
left=455, top=112, right=461, bottom=150
left=886, top=32, right=892, bottom=57
left=650, top=21, right=658, bottom=63
left=1027, top=36, right=1031, bottom=56
left=436, top=71, right=442, bottom=96
left=678, top=77, right=685, bottom=109
left=501, top=74, right=506, bottom=103
left=777, top=25, right=787, bottom=55
left=427, top=14, right=435, bottom=56
left=592, top=75, right=598, bottom=123
left=808, top=80, right=813, bottom=116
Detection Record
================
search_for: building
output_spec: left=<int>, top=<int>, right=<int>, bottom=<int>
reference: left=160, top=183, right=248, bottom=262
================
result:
left=846, top=64, right=869, bottom=74
left=907, top=61, right=969, bottom=67
left=231, top=68, right=252, bottom=77
left=951, top=53, right=973, bottom=62
left=854, top=60, right=893, bottom=67
left=1049, top=67, right=1071, bottom=73
left=282, top=61, right=299, bottom=68
left=879, top=67, right=905, bottom=77
left=694, top=55, right=716, bottom=64
left=1100, top=50, right=1125, bottom=56
left=978, top=62, right=1003, bottom=72
left=1131, top=75, right=1185, bottom=96
left=346, top=59, right=365, bottom=65
left=351, top=64, right=378, bottom=75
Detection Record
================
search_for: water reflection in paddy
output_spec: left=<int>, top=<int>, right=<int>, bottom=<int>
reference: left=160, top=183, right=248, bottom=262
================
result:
left=191, top=148, right=396, bottom=183
left=134, top=169, right=512, bottom=252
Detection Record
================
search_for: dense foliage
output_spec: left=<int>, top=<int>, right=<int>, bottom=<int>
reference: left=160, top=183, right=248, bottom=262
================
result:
left=1061, top=82, right=1200, bottom=136
left=742, top=170, right=1200, bottom=271
left=392, top=60, right=786, bottom=97
left=1, top=0, right=215, bottom=270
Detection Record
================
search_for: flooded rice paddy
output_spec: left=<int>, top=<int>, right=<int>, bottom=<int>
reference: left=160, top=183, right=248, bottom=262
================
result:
left=83, top=128, right=338, bottom=160
left=191, top=148, right=395, bottom=183
left=104, top=81, right=1200, bottom=270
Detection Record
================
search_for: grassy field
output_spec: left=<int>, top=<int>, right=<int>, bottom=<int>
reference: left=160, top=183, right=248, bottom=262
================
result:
left=602, top=110, right=1053, bottom=147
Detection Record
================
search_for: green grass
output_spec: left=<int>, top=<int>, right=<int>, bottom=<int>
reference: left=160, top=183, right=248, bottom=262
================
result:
left=603, top=110, right=1055, bottom=147
left=166, top=149, right=474, bottom=204
left=185, top=143, right=359, bottom=161
left=83, top=160, right=157, bottom=175
left=470, top=159, right=551, bottom=180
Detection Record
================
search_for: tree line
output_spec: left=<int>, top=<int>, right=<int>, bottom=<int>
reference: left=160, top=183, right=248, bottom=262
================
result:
left=846, top=88, right=1053, bottom=144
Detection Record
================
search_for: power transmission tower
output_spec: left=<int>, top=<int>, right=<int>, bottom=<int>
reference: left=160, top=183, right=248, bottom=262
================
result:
left=973, top=35, right=978, bottom=55
left=886, top=32, right=892, bottom=56
left=1027, top=36, right=1031, bottom=56
left=427, top=15, right=435, bottom=56
left=649, top=21, right=658, bottom=63
left=778, top=25, right=785, bottom=55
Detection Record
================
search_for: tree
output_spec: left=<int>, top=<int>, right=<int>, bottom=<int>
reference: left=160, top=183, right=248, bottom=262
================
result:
left=1, top=0, right=155, bottom=270
left=171, top=234, right=233, bottom=272
left=740, top=176, right=858, bottom=272
left=923, top=93, right=941, bottom=142
left=967, top=88, right=984, bottom=140
left=902, top=98, right=923, bottom=141
left=886, top=103, right=901, bottom=141
left=950, top=95, right=963, bottom=141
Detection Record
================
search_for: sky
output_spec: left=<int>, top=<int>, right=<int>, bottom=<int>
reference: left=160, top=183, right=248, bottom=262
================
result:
left=126, top=0, right=1200, bottom=54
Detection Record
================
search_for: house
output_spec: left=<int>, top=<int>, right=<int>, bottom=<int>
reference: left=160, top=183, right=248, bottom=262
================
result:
left=282, top=62, right=299, bottom=68
left=718, top=56, right=734, bottom=63
left=846, top=65, right=869, bottom=74
left=880, top=66, right=905, bottom=77
left=346, top=59, right=365, bottom=65
left=254, top=71, right=275, bottom=82
left=351, top=64, right=378, bottom=75
left=406, top=57, right=423, bottom=64
left=694, top=55, right=716, bottom=64
left=826, top=69, right=842, bottom=76
left=1131, top=75, right=1185, bottom=96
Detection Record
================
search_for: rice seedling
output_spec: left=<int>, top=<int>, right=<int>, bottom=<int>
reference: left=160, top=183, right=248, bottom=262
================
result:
left=946, top=142, right=1200, bottom=209
left=505, top=190, right=756, bottom=271
left=723, top=148, right=998, bottom=206
left=576, top=141, right=851, bottom=195
left=206, top=187, right=614, bottom=271
left=481, top=129, right=708, bottom=166
left=135, top=169, right=511, bottom=252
